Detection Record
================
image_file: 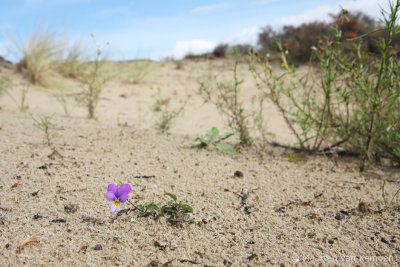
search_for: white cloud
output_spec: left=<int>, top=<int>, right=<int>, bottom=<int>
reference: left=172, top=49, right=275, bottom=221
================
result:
left=190, top=2, right=231, bottom=15
left=225, top=26, right=259, bottom=45
left=273, top=0, right=388, bottom=27
left=171, top=40, right=216, bottom=59
left=337, top=0, right=388, bottom=18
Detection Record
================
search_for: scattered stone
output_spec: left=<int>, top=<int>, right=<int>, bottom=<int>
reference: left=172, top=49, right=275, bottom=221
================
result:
left=81, top=216, right=105, bottom=225
left=93, top=244, right=103, bottom=250
left=335, top=213, right=344, bottom=220
left=234, top=170, right=243, bottom=178
left=78, top=245, right=88, bottom=253
left=51, top=218, right=67, bottom=223
left=64, top=204, right=79, bottom=214
left=154, top=240, right=167, bottom=250
left=223, top=259, right=232, bottom=266
left=33, top=213, right=42, bottom=220
left=381, top=237, right=390, bottom=245
left=247, top=253, right=258, bottom=261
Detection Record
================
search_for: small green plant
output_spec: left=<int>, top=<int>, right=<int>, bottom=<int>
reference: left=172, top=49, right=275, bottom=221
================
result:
left=75, top=34, right=110, bottom=119
left=54, top=93, right=74, bottom=117
left=31, top=113, right=62, bottom=159
left=199, top=49, right=253, bottom=146
left=193, top=127, right=236, bottom=155
left=5, top=86, right=29, bottom=112
left=135, top=193, right=193, bottom=225
left=135, top=202, right=162, bottom=218
left=160, top=193, right=193, bottom=224
left=124, top=60, right=152, bottom=84
left=0, top=79, right=11, bottom=94
left=382, top=180, right=400, bottom=211
left=152, top=86, right=189, bottom=131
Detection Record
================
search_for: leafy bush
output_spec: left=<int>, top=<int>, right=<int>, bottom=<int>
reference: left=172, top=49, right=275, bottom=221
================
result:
left=212, top=43, right=229, bottom=58
left=257, top=10, right=385, bottom=63
left=250, top=1, right=400, bottom=170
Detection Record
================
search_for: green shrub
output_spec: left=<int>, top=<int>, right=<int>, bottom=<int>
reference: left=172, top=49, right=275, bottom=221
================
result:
left=250, top=1, right=400, bottom=170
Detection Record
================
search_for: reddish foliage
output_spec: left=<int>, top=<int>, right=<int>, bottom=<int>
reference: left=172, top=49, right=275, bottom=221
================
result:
left=257, top=10, right=397, bottom=62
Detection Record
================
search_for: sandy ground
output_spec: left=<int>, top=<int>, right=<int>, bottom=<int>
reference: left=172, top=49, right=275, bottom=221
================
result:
left=0, top=59, right=399, bottom=266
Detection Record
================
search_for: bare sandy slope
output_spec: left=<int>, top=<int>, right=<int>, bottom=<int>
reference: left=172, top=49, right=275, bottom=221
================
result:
left=0, top=59, right=399, bottom=266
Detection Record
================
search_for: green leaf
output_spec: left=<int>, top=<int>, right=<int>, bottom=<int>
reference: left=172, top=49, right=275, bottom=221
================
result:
left=165, top=192, right=177, bottom=202
left=206, top=127, right=219, bottom=138
left=220, top=132, right=234, bottom=139
left=193, top=139, right=203, bottom=147
left=179, top=204, right=193, bottom=213
left=144, top=202, right=159, bottom=211
left=215, top=144, right=236, bottom=155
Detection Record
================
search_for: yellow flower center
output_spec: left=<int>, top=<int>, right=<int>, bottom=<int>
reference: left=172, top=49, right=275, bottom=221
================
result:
left=113, top=200, right=121, bottom=207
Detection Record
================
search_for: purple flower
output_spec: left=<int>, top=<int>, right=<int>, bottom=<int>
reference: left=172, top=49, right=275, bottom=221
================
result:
left=105, top=184, right=131, bottom=212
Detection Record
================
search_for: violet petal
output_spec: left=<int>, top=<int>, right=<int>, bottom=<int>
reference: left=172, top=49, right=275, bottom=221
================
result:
left=105, top=184, right=118, bottom=201
left=110, top=204, right=121, bottom=212
left=105, top=191, right=116, bottom=202
left=107, top=184, right=118, bottom=193
left=115, top=184, right=131, bottom=202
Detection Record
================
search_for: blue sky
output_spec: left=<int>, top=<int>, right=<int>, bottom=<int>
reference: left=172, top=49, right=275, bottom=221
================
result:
left=0, top=0, right=389, bottom=61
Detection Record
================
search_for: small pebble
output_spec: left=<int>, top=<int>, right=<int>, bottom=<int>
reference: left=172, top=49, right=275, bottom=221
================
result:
left=234, top=170, right=243, bottom=178
left=64, top=204, right=79, bottom=214
left=335, top=213, right=344, bottom=220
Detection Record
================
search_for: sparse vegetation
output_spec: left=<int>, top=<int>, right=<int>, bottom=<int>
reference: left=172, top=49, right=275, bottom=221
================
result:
left=74, top=35, right=111, bottom=119
left=151, top=86, right=189, bottom=131
left=199, top=49, right=253, bottom=146
left=250, top=1, right=400, bottom=170
left=0, top=79, right=11, bottom=95
left=382, top=180, right=400, bottom=211
left=124, top=60, right=152, bottom=84
left=54, top=93, right=74, bottom=117
left=30, top=113, right=62, bottom=159
left=5, top=86, right=29, bottom=112
left=15, top=30, right=65, bottom=86
left=193, top=127, right=236, bottom=154
left=135, top=193, right=193, bottom=225
left=58, top=40, right=87, bottom=79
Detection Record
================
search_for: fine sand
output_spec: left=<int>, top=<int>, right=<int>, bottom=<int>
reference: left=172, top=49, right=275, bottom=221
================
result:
left=0, top=59, right=399, bottom=266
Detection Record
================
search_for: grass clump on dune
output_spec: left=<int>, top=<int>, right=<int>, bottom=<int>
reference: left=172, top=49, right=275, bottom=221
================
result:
left=15, top=29, right=65, bottom=87
left=58, top=40, right=88, bottom=80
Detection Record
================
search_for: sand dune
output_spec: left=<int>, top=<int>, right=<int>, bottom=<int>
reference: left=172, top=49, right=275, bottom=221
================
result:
left=0, top=59, right=399, bottom=266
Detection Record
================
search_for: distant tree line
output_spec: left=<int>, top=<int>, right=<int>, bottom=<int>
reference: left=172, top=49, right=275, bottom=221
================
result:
left=187, top=11, right=400, bottom=63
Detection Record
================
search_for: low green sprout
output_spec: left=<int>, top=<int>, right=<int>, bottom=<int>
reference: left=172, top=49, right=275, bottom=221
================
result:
left=193, top=127, right=236, bottom=155
left=31, top=113, right=62, bottom=158
left=5, top=86, right=29, bottom=112
left=382, top=180, right=400, bottom=211
left=136, top=193, right=193, bottom=225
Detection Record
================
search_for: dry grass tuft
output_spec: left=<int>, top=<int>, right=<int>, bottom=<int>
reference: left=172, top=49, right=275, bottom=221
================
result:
left=15, top=30, right=65, bottom=86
